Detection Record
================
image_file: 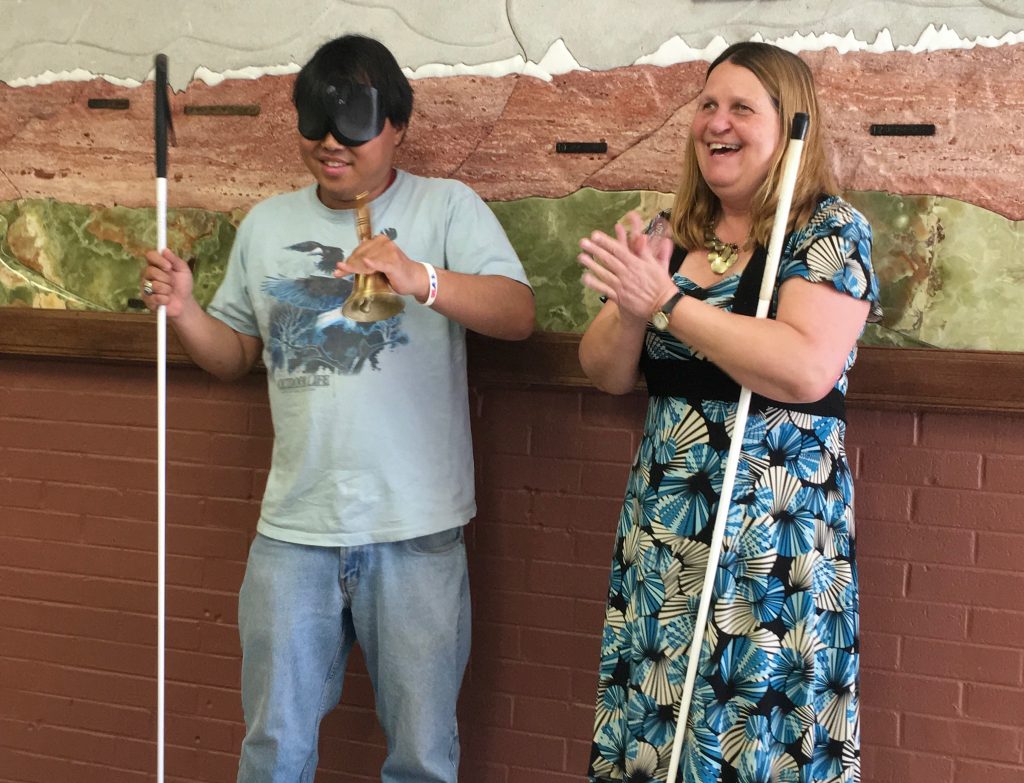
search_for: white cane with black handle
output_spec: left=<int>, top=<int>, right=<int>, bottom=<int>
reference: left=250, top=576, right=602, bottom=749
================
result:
left=664, top=111, right=810, bottom=783
left=153, top=52, right=170, bottom=783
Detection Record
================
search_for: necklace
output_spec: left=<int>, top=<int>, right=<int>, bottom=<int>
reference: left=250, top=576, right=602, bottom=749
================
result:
left=704, top=223, right=746, bottom=274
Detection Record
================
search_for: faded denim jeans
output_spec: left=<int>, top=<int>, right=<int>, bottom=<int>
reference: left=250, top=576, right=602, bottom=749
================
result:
left=236, top=528, right=470, bottom=782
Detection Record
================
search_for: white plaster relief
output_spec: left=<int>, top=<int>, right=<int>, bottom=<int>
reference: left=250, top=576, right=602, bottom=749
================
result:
left=508, top=0, right=1024, bottom=68
left=0, top=0, right=521, bottom=88
left=1, top=0, right=1024, bottom=88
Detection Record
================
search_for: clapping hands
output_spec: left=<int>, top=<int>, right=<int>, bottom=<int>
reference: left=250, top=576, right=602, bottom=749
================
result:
left=578, top=211, right=678, bottom=327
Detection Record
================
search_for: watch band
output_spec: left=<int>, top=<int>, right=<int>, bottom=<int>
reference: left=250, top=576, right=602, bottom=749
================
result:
left=652, top=291, right=684, bottom=330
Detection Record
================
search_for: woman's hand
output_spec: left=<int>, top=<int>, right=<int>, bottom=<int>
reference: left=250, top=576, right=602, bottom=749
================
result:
left=333, top=235, right=431, bottom=303
left=140, top=248, right=195, bottom=318
left=578, top=211, right=677, bottom=326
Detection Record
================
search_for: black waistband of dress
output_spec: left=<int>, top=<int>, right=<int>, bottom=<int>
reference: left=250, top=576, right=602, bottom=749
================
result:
left=641, top=357, right=847, bottom=421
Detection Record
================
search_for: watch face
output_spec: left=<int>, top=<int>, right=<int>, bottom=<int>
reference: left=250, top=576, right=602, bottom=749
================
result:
left=652, top=311, right=669, bottom=330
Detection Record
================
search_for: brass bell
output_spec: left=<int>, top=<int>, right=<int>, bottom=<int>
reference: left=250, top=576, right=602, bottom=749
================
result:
left=342, top=272, right=405, bottom=322
left=341, top=191, right=405, bottom=323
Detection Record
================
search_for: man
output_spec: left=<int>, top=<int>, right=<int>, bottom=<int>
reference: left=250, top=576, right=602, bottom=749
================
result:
left=141, top=34, right=534, bottom=783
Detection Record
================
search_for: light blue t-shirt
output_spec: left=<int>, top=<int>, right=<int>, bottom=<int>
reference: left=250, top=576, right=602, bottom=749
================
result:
left=208, top=170, right=530, bottom=546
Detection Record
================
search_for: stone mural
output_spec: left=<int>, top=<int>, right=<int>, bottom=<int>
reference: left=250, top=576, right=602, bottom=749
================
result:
left=2, top=2, right=1024, bottom=352
left=4, top=39, right=1024, bottom=351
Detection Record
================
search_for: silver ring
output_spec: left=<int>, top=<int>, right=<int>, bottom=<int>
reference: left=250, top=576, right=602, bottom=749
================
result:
left=143, top=281, right=154, bottom=296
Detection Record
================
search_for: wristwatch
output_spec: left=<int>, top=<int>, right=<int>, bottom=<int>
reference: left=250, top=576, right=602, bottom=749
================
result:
left=651, top=291, right=684, bottom=331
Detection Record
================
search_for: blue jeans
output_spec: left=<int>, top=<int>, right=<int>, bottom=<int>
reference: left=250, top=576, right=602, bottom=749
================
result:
left=236, top=528, right=471, bottom=782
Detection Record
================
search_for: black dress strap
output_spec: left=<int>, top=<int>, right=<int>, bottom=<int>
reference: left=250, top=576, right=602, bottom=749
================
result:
left=669, top=245, right=767, bottom=313
left=642, top=244, right=846, bottom=421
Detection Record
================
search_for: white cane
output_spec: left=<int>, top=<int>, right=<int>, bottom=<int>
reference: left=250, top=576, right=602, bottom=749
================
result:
left=153, top=52, right=171, bottom=783
left=664, top=111, right=809, bottom=783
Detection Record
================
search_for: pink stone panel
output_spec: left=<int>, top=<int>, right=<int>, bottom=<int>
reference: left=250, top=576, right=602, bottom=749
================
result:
left=2, top=45, right=1024, bottom=216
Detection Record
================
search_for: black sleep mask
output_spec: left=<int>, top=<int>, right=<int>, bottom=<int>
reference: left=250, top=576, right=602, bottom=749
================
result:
left=296, top=80, right=385, bottom=146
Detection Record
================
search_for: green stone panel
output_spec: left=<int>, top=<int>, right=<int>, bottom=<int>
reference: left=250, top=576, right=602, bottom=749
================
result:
left=923, top=198, right=1024, bottom=351
left=2, top=190, right=1022, bottom=352
left=0, top=199, right=237, bottom=312
left=845, top=191, right=1024, bottom=351
left=843, top=191, right=941, bottom=349
left=489, top=188, right=672, bottom=333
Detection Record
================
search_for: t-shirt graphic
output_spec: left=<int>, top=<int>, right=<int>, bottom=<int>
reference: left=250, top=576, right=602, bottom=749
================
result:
left=259, top=231, right=409, bottom=377
left=205, top=174, right=530, bottom=545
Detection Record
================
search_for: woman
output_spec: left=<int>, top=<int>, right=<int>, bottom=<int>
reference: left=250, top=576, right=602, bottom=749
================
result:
left=577, top=42, right=881, bottom=783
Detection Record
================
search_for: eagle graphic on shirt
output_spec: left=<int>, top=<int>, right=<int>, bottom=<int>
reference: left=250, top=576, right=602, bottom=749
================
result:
left=259, top=230, right=409, bottom=378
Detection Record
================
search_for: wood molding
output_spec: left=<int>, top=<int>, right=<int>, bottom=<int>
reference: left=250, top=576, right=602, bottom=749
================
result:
left=2, top=308, right=1021, bottom=413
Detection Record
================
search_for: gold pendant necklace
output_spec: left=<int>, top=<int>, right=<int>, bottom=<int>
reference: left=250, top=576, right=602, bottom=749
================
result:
left=704, top=223, right=744, bottom=275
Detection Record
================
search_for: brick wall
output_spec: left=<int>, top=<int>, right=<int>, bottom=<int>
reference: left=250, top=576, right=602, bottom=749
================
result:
left=1, top=355, right=1022, bottom=782
left=851, top=409, right=1024, bottom=782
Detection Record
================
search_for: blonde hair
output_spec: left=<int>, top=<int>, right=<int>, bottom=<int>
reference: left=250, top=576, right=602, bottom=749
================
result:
left=670, top=42, right=837, bottom=250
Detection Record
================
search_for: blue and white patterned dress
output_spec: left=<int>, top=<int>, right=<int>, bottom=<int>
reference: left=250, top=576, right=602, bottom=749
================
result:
left=588, top=196, right=882, bottom=783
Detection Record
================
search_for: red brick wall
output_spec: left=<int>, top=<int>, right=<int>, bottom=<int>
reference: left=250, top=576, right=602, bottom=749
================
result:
left=851, top=409, right=1024, bottom=783
left=1, top=355, right=1023, bottom=782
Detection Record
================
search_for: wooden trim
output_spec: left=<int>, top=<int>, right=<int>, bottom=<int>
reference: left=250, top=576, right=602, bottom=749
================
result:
left=1, top=308, right=1021, bottom=413
left=468, top=334, right=1024, bottom=414
left=0, top=309, right=193, bottom=365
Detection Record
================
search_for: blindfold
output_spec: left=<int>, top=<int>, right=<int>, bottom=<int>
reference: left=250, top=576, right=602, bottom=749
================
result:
left=296, top=80, right=385, bottom=147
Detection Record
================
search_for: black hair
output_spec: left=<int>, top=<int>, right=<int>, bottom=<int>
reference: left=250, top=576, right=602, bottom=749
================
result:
left=293, top=35, right=413, bottom=129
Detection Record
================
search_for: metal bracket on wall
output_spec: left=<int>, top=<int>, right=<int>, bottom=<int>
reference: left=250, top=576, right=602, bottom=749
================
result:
left=555, top=141, right=608, bottom=153
left=87, top=98, right=130, bottom=110
left=869, top=123, right=936, bottom=136
left=184, top=104, right=261, bottom=116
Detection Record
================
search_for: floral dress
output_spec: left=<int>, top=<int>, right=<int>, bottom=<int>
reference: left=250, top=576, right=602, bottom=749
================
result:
left=588, top=196, right=882, bottom=783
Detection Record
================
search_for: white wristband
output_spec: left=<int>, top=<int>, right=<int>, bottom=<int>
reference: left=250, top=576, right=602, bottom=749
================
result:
left=420, top=261, right=438, bottom=307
